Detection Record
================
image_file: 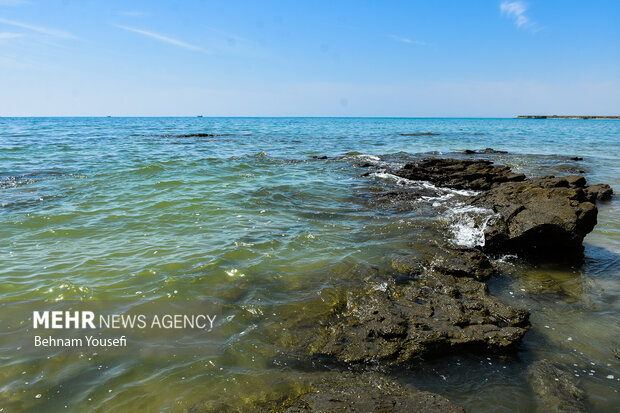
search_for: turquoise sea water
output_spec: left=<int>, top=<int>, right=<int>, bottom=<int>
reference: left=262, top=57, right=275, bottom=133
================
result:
left=1, top=118, right=619, bottom=411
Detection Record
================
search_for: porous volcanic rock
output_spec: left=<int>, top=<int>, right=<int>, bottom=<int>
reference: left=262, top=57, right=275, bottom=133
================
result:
left=295, top=269, right=529, bottom=365
left=429, top=246, right=496, bottom=281
left=584, top=183, right=613, bottom=202
left=528, top=359, right=586, bottom=412
left=472, top=176, right=598, bottom=259
left=394, top=158, right=525, bottom=190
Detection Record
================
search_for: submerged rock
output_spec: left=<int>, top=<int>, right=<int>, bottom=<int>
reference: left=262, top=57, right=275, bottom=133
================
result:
left=528, top=359, right=586, bottom=412
left=291, top=269, right=529, bottom=365
left=284, top=372, right=464, bottom=413
left=390, top=247, right=496, bottom=282
left=192, top=372, right=464, bottom=412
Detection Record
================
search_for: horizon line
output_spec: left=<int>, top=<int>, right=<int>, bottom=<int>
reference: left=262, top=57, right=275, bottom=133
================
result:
left=1, top=115, right=619, bottom=119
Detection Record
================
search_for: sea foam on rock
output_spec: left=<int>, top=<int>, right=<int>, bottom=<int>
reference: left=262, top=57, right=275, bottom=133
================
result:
left=392, top=157, right=612, bottom=261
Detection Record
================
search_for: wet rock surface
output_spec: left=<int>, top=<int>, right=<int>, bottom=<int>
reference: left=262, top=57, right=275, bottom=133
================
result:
left=282, top=259, right=529, bottom=366
left=585, top=183, right=613, bottom=202
left=428, top=246, right=496, bottom=281
left=394, top=158, right=526, bottom=190
left=473, top=178, right=598, bottom=259
left=463, top=148, right=508, bottom=154
left=528, top=359, right=586, bottom=412
left=392, top=157, right=612, bottom=260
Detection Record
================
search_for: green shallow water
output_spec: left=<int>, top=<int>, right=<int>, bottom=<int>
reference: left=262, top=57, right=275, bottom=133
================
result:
left=1, top=118, right=619, bottom=412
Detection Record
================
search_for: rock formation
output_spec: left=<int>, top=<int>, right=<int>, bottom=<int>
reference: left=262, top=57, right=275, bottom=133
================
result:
left=393, top=157, right=613, bottom=260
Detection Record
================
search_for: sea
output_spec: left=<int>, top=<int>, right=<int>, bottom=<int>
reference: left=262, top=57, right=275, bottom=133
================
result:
left=1, top=117, right=619, bottom=411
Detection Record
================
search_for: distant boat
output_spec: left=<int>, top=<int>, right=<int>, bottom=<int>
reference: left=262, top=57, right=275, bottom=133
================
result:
left=197, top=115, right=203, bottom=118
left=106, top=115, right=112, bottom=117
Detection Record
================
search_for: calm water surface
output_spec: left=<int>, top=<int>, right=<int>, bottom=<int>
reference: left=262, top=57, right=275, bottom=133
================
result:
left=1, top=118, right=619, bottom=411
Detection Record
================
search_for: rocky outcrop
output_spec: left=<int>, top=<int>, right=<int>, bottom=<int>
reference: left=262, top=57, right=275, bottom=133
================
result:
left=396, top=158, right=525, bottom=190
left=585, top=183, right=613, bottom=202
left=463, top=148, right=508, bottom=154
left=284, top=260, right=529, bottom=366
left=392, top=158, right=612, bottom=260
left=472, top=176, right=599, bottom=259
left=196, top=154, right=611, bottom=411
left=528, top=359, right=586, bottom=412
left=428, top=246, right=496, bottom=281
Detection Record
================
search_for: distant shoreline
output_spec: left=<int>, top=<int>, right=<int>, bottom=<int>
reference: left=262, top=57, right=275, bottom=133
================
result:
left=517, top=115, right=620, bottom=119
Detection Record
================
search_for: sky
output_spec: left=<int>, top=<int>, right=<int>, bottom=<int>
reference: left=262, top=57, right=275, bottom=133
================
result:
left=0, top=0, right=619, bottom=117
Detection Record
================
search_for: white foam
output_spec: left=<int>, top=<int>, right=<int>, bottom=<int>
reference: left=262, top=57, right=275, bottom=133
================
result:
left=445, top=204, right=496, bottom=247
left=371, top=171, right=412, bottom=186
left=370, top=171, right=479, bottom=196
left=354, top=154, right=381, bottom=162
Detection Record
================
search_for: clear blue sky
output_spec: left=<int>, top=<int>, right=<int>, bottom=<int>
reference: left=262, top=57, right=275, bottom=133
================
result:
left=1, top=0, right=619, bottom=116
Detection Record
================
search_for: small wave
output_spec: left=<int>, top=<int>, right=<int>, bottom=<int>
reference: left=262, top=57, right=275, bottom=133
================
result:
left=399, top=132, right=441, bottom=136
left=351, top=154, right=382, bottom=167
left=133, top=164, right=165, bottom=174
left=371, top=171, right=412, bottom=185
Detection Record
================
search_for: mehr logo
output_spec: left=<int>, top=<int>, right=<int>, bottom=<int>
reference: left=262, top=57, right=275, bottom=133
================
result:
left=33, top=311, right=96, bottom=329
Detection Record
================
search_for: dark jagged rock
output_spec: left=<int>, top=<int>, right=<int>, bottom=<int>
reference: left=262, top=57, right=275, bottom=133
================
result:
left=570, top=156, right=583, bottom=161
left=285, top=372, right=464, bottom=413
left=584, top=183, right=613, bottom=202
left=390, top=247, right=496, bottom=282
left=293, top=269, right=529, bottom=365
left=528, top=360, right=586, bottom=412
left=472, top=179, right=598, bottom=259
left=392, top=157, right=612, bottom=260
left=311, top=155, right=329, bottom=160
left=464, top=148, right=508, bottom=154
left=429, top=246, right=496, bottom=281
left=395, top=158, right=525, bottom=190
